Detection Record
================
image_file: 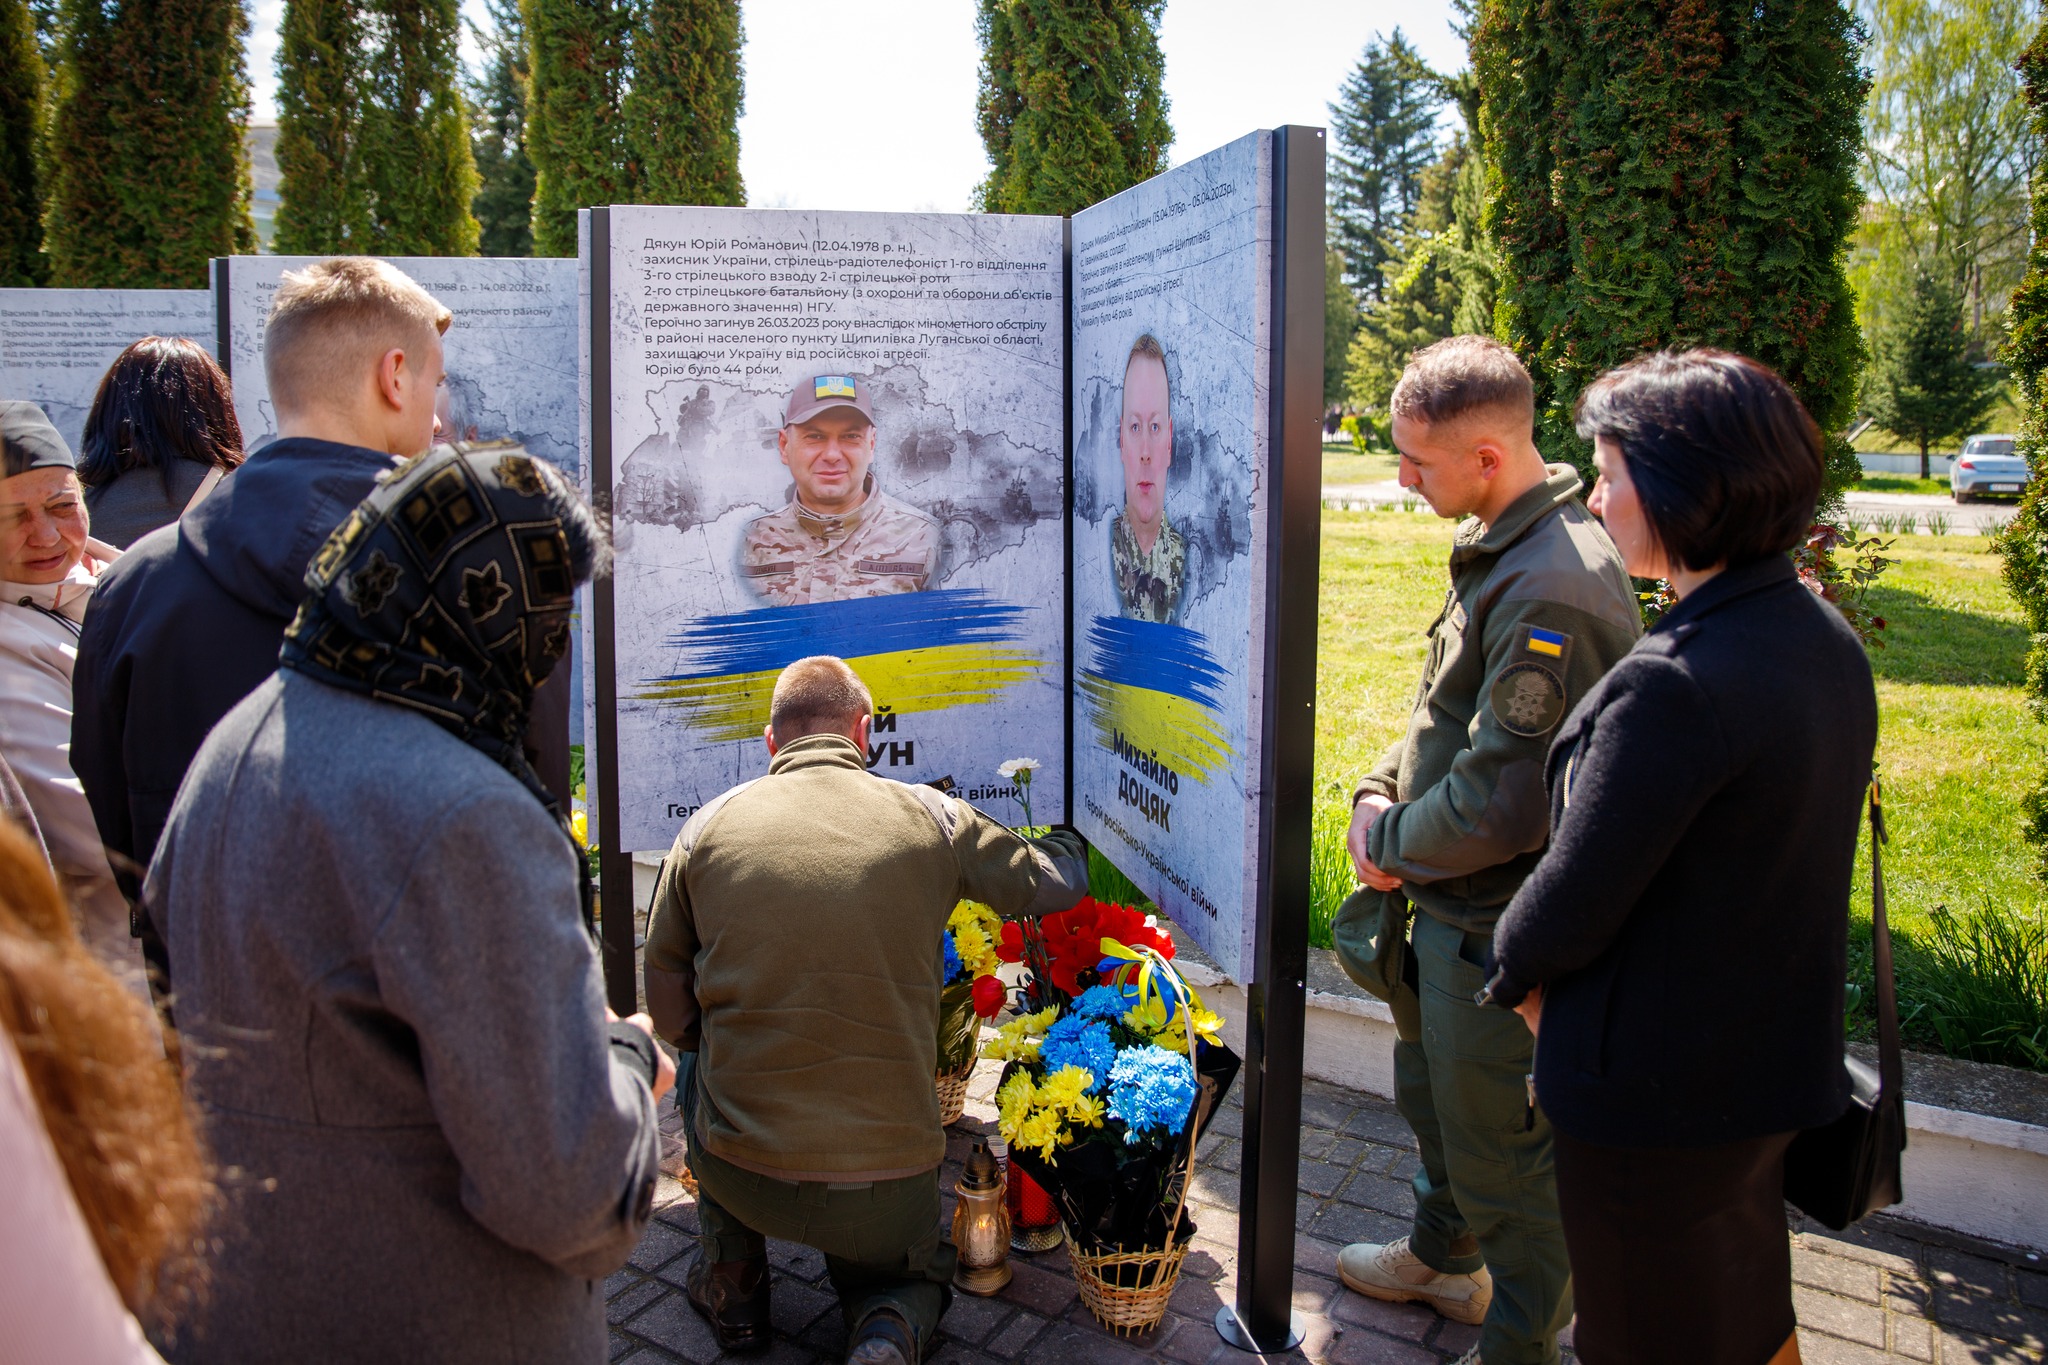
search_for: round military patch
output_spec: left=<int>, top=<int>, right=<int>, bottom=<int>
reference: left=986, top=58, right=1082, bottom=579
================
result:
left=1491, top=661, right=1567, bottom=737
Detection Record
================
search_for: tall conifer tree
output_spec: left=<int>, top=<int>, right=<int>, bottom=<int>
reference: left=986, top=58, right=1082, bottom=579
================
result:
left=1327, top=30, right=1442, bottom=303
left=975, top=0, right=1171, bottom=216
left=626, top=0, right=743, bottom=206
left=360, top=0, right=479, bottom=254
left=274, top=0, right=368, bottom=252
left=46, top=0, right=253, bottom=285
left=0, top=0, right=43, bottom=285
left=1475, top=0, right=1867, bottom=502
left=468, top=0, right=534, bottom=256
left=524, top=0, right=633, bottom=255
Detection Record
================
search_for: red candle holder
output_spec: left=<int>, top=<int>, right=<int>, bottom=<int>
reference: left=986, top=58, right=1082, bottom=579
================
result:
left=1006, top=1163, right=1064, bottom=1252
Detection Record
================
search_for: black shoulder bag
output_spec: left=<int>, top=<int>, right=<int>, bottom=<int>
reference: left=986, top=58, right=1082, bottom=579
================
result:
left=1782, top=780, right=1907, bottom=1230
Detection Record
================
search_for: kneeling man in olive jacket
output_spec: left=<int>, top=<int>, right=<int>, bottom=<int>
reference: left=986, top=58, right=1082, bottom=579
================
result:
left=643, top=656, right=1088, bottom=1365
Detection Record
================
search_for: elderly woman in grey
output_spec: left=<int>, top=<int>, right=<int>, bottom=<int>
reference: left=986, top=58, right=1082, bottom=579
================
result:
left=0, top=401, right=137, bottom=992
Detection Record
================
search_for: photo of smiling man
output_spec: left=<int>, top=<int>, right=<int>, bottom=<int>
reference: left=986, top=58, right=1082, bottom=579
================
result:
left=739, top=373, right=941, bottom=606
left=1110, top=334, right=1184, bottom=623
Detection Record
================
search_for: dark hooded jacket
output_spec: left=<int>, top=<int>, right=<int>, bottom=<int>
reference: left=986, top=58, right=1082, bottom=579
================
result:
left=70, top=438, right=395, bottom=896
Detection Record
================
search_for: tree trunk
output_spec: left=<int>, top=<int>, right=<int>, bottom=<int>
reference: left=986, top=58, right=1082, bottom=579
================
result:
left=1921, top=440, right=1931, bottom=482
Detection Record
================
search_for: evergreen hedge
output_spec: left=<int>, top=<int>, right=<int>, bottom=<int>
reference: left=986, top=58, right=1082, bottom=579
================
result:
left=274, top=0, right=368, bottom=252
left=468, top=0, right=534, bottom=256
left=1475, top=0, right=1867, bottom=504
left=46, top=0, right=254, bottom=285
left=524, top=0, right=634, bottom=256
left=1995, top=21, right=2048, bottom=874
left=975, top=0, right=1170, bottom=216
left=0, top=0, right=43, bottom=285
left=626, top=0, right=743, bottom=207
left=360, top=0, right=479, bottom=254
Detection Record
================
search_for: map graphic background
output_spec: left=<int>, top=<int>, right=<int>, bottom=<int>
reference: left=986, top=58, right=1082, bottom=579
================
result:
left=1070, top=132, right=1273, bottom=980
left=600, top=205, right=1067, bottom=853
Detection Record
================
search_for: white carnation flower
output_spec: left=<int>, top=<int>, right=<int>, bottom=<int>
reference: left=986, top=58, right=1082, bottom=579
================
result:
left=997, top=757, right=1041, bottom=780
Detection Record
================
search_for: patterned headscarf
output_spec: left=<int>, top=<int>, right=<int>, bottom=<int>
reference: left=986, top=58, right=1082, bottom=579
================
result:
left=281, top=443, right=589, bottom=818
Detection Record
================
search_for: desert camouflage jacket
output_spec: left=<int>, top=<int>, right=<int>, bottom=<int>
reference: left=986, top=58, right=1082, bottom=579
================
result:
left=739, top=485, right=940, bottom=606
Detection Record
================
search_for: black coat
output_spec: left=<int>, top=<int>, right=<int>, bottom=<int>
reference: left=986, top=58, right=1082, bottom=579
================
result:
left=71, top=438, right=396, bottom=898
left=1489, top=554, right=1878, bottom=1147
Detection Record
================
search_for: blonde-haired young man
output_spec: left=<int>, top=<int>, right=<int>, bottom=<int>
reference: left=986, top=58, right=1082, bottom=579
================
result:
left=1335, top=336, right=1641, bottom=1365
left=75, top=258, right=451, bottom=906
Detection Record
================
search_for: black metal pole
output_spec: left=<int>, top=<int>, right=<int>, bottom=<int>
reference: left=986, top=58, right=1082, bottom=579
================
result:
left=213, top=259, right=230, bottom=381
left=1217, top=124, right=1326, bottom=1355
left=1062, top=215, right=1076, bottom=825
left=588, top=206, right=638, bottom=1017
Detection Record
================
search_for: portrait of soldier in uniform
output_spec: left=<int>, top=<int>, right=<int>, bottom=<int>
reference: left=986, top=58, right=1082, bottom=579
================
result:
left=739, top=374, right=941, bottom=606
left=1110, top=335, right=1185, bottom=623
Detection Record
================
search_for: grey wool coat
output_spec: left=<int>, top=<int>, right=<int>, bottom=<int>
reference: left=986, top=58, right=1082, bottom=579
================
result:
left=147, top=671, right=659, bottom=1365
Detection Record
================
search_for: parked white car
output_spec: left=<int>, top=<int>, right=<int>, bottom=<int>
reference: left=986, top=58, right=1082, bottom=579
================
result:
left=1951, top=434, right=2027, bottom=502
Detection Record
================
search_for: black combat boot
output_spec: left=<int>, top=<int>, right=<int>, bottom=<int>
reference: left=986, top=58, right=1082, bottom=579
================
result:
left=844, top=1308, right=918, bottom=1365
left=684, top=1251, right=771, bottom=1354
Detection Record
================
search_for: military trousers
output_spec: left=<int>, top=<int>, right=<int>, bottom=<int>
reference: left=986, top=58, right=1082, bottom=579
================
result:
left=677, top=1055, right=957, bottom=1350
left=1394, top=911, right=1573, bottom=1365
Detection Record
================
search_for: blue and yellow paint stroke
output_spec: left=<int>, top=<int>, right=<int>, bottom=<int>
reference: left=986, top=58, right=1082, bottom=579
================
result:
left=636, top=589, right=1042, bottom=741
left=1076, top=615, right=1234, bottom=784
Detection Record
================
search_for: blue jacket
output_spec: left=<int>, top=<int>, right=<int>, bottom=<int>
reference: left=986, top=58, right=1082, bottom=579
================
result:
left=71, top=438, right=395, bottom=896
left=1489, top=553, right=1878, bottom=1147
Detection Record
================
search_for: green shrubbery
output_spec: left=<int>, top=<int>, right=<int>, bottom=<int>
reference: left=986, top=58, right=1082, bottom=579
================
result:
left=1849, top=901, right=2048, bottom=1073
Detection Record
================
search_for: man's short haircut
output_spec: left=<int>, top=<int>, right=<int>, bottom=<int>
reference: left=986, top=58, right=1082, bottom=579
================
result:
left=1390, top=335, right=1534, bottom=429
left=1125, top=334, right=1170, bottom=399
left=1575, top=349, right=1823, bottom=572
left=264, top=258, right=452, bottom=417
left=769, top=656, right=874, bottom=742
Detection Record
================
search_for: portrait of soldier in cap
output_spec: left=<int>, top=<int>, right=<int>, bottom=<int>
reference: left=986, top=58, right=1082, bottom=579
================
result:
left=739, top=373, right=941, bottom=607
left=1110, top=334, right=1185, bottom=624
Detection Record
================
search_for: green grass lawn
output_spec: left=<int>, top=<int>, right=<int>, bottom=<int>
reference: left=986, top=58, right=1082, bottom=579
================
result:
left=1307, top=515, right=2041, bottom=940
left=1320, top=442, right=1402, bottom=487
left=1855, top=472, right=1953, bottom=497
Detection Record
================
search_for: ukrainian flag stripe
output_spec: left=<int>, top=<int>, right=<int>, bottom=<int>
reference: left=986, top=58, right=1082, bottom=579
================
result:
left=1080, top=615, right=1230, bottom=709
left=1077, top=614, right=1234, bottom=784
left=1527, top=626, right=1565, bottom=657
left=634, top=590, right=1042, bottom=741
left=815, top=376, right=857, bottom=398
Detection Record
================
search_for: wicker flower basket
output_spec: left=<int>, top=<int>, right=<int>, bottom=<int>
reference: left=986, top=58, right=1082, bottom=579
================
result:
left=1066, top=1232, right=1190, bottom=1335
left=935, top=1046, right=977, bottom=1127
left=1061, top=1109, right=1199, bottom=1336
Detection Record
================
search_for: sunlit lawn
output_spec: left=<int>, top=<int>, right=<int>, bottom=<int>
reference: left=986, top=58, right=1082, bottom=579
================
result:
left=1309, top=514, right=2042, bottom=944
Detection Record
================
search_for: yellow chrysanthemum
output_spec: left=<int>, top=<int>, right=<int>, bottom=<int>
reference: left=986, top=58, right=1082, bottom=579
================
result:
left=1037, top=1066, right=1092, bottom=1112
left=1015, top=1106, right=1062, bottom=1160
left=996, top=1071, right=1036, bottom=1136
left=1066, top=1092, right=1107, bottom=1128
left=569, top=809, right=589, bottom=848
left=983, top=1025, right=1042, bottom=1062
left=1013, top=1006, right=1059, bottom=1036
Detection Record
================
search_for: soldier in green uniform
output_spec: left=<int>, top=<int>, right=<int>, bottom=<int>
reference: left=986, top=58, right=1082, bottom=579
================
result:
left=1336, top=337, right=1641, bottom=1365
left=1110, top=335, right=1185, bottom=623
left=740, top=375, right=941, bottom=606
left=643, top=656, right=1088, bottom=1365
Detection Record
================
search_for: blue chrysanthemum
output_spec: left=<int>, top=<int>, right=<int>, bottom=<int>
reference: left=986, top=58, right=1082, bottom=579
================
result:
left=1040, top=1015, right=1115, bottom=1090
left=1106, top=1044, right=1198, bottom=1144
left=941, top=932, right=964, bottom=983
left=1071, top=984, right=1133, bottom=1021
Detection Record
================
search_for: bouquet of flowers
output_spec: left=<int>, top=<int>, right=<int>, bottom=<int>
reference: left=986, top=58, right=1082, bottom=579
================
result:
left=938, top=900, right=1008, bottom=1076
left=985, top=900, right=1239, bottom=1262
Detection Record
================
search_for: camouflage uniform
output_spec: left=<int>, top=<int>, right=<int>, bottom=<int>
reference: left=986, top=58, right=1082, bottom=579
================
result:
left=739, top=486, right=940, bottom=606
left=1111, top=511, right=1185, bottom=624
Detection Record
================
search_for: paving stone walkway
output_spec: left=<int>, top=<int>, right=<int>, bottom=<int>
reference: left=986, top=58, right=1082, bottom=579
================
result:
left=605, top=1066, right=2047, bottom=1365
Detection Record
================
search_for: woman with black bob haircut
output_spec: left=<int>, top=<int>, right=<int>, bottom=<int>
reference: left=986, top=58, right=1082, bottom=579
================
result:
left=78, top=337, right=245, bottom=549
left=1482, top=350, right=1878, bottom=1365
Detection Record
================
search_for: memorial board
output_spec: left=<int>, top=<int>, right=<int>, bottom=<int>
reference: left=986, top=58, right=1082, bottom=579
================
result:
left=591, top=206, right=1068, bottom=854
left=1068, top=132, right=1274, bottom=980
left=0, top=288, right=214, bottom=454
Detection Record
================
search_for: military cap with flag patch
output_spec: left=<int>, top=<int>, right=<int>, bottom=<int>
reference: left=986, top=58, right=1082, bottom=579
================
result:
left=0, top=401, right=75, bottom=477
left=782, top=374, right=875, bottom=428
